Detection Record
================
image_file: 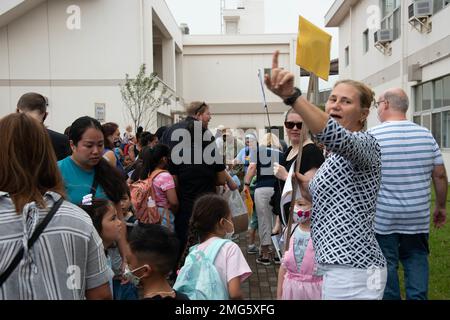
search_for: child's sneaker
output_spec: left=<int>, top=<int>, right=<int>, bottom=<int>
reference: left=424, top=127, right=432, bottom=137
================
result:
left=247, top=244, right=259, bottom=255
left=256, top=256, right=271, bottom=266
left=231, top=234, right=239, bottom=241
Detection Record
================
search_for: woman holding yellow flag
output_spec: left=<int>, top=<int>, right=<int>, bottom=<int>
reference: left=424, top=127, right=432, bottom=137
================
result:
left=265, top=50, right=387, bottom=299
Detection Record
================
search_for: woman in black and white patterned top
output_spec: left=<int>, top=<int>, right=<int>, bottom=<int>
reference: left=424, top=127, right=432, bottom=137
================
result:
left=265, top=51, right=387, bottom=300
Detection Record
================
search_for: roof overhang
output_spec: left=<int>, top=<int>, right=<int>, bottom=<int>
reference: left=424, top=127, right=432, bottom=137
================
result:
left=325, top=0, right=360, bottom=27
left=0, top=0, right=46, bottom=29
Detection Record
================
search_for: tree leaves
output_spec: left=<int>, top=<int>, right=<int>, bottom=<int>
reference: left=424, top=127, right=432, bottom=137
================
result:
left=120, top=63, right=173, bottom=131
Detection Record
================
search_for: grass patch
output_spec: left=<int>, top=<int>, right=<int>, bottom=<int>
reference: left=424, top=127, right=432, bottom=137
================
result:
left=397, top=186, right=450, bottom=300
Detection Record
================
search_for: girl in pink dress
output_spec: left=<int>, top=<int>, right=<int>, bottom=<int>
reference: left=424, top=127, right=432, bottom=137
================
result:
left=277, top=206, right=323, bottom=300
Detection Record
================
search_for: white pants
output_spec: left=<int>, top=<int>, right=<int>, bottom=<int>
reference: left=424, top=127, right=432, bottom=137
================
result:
left=321, top=264, right=387, bottom=300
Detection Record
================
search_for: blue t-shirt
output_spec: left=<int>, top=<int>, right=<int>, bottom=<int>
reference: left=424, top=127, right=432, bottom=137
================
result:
left=58, top=156, right=108, bottom=204
left=235, top=146, right=257, bottom=174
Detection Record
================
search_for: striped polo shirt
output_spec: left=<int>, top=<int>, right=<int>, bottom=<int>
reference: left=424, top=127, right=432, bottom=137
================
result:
left=0, top=191, right=110, bottom=299
left=369, top=120, right=443, bottom=234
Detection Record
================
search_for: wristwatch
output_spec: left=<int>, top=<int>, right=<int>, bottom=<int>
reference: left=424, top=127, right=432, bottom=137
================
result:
left=283, top=87, right=302, bottom=106
left=244, top=182, right=251, bottom=186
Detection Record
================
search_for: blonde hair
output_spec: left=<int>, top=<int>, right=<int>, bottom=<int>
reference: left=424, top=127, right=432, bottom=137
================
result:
left=333, top=80, right=375, bottom=109
left=186, top=101, right=208, bottom=116
left=259, top=133, right=282, bottom=150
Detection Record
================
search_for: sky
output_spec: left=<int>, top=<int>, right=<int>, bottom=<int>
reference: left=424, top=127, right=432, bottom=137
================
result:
left=165, top=0, right=339, bottom=89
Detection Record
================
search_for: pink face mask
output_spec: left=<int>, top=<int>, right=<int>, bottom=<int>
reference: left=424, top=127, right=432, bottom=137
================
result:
left=294, top=204, right=311, bottom=224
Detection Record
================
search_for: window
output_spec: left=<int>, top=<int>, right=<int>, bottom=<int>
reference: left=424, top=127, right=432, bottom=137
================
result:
left=433, top=0, right=450, bottom=14
left=432, top=113, right=442, bottom=147
left=444, top=75, right=450, bottom=106
left=381, top=0, right=400, bottom=18
left=380, top=0, right=401, bottom=40
left=363, top=29, right=369, bottom=53
left=415, top=85, right=423, bottom=112
left=157, top=112, right=173, bottom=128
left=423, top=114, right=431, bottom=130
left=443, top=111, right=450, bottom=148
left=413, top=74, right=450, bottom=148
left=413, top=115, right=421, bottom=125
left=434, top=79, right=443, bottom=109
left=345, top=46, right=349, bottom=66
left=422, top=82, right=432, bottom=110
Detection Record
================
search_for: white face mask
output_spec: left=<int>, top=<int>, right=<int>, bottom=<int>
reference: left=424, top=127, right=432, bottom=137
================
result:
left=223, top=218, right=235, bottom=239
left=294, top=204, right=311, bottom=224
left=122, top=264, right=148, bottom=287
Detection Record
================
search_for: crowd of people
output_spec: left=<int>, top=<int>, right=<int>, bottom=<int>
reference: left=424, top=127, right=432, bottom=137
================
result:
left=0, top=51, right=447, bottom=300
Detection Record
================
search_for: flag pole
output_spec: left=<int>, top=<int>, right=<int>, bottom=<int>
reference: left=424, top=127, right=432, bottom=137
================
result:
left=284, top=72, right=318, bottom=252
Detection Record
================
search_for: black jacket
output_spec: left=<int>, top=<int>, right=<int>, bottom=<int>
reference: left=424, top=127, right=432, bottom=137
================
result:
left=47, top=129, right=71, bottom=161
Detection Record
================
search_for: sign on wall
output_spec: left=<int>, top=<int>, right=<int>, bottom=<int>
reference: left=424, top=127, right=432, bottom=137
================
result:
left=95, top=103, right=105, bottom=122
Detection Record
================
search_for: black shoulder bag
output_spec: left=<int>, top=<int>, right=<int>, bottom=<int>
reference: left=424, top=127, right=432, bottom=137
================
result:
left=0, top=197, right=64, bottom=287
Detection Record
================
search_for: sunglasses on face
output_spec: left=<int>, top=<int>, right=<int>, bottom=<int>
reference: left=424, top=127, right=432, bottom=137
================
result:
left=284, top=121, right=303, bottom=130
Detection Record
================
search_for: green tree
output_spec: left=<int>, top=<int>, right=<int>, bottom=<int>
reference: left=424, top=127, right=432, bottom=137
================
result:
left=120, top=64, right=172, bottom=132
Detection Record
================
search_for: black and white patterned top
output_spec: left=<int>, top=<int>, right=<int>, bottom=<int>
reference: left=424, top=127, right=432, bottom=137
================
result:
left=309, top=117, right=387, bottom=269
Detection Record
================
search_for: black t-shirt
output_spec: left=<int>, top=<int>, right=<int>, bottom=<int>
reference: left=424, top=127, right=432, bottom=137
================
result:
left=271, top=143, right=325, bottom=219
left=168, top=122, right=226, bottom=216
left=141, top=290, right=190, bottom=300
left=171, top=161, right=225, bottom=215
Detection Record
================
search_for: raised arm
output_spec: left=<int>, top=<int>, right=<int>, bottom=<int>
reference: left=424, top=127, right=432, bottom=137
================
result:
left=264, top=50, right=329, bottom=135
left=265, top=51, right=378, bottom=168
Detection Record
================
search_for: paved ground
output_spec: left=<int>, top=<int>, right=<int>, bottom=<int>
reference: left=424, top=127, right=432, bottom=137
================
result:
left=233, top=232, right=280, bottom=300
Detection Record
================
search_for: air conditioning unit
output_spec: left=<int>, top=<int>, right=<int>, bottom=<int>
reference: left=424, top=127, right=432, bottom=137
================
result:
left=409, top=0, right=433, bottom=20
left=374, top=29, right=393, bottom=44
left=408, top=0, right=433, bottom=33
left=179, top=23, right=190, bottom=35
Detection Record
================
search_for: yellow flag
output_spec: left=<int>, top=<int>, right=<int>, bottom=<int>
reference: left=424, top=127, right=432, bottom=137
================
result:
left=296, top=16, right=332, bottom=81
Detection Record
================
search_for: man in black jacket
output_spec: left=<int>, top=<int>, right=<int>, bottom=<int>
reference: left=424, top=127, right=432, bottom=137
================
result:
left=16, top=92, right=71, bottom=161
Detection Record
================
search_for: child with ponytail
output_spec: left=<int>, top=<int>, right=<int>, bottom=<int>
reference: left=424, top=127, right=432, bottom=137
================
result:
left=175, top=194, right=252, bottom=299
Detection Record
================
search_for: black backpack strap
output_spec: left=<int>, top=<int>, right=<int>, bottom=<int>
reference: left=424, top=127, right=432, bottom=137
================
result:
left=0, top=197, right=64, bottom=287
left=90, top=174, right=99, bottom=199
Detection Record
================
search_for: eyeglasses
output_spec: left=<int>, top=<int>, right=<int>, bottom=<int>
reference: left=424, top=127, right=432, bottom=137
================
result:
left=284, top=121, right=303, bottom=129
left=374, top=100, right=386, bottom=108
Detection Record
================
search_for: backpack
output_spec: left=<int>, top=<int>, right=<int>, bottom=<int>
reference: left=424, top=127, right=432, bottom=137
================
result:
left=173, top=238, right=230, bottom=300
left=129, top=169, right=167, bottom=224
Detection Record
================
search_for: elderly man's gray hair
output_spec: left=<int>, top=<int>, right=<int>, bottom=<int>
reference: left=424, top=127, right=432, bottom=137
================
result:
left=385, top=89, right=409, bottom=113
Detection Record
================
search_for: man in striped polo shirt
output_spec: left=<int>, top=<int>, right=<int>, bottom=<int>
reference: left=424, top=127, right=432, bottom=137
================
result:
left=370, top=88, right=448, bottom=300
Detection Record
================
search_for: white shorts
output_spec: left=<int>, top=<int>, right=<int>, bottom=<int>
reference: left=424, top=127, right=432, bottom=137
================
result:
left=321, top=264, right=387, bottom=300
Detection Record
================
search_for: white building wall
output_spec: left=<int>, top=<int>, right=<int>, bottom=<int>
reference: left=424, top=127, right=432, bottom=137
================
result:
left=182, top=34, right=298, bottom=132
left=328, top=0, right=450, bottom=170
left=0, top=0, right=183, bottom=134
left=236, top=0, right=265, bottom=34
left=338, top=10, right=351, bottom=79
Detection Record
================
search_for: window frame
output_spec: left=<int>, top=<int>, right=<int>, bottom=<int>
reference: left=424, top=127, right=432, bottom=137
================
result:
left=380, top=0, right=401, bottom=41
left=345, top=46, right=349, bottom=66
left=413, top=74, right=450, bottom=149
left=363, top=29, right=369, bottom=54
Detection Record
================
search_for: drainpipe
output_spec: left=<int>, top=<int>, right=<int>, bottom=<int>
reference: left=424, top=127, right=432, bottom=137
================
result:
left=401, top=2, right=407, bottom=94
left=349, top=6, right=352, bottom=79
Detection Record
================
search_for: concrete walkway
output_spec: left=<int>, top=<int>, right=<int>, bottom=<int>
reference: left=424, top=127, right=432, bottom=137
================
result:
left=233, top=232, right=280, bottom=300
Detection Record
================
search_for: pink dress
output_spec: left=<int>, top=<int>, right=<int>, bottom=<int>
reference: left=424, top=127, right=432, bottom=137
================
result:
left=281, top=227, right=323, bottom=300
